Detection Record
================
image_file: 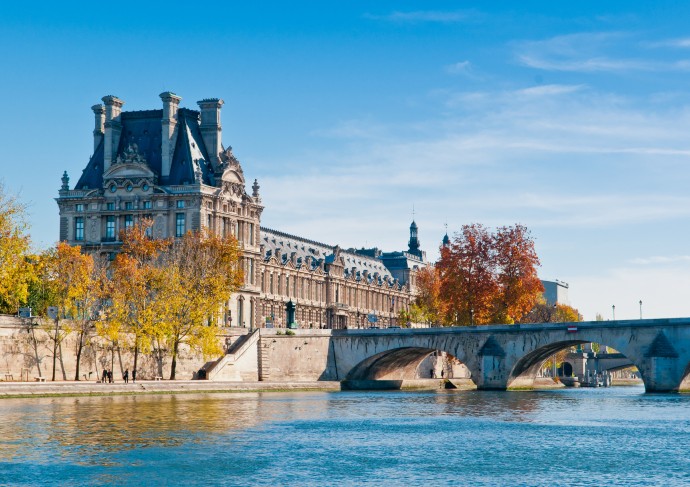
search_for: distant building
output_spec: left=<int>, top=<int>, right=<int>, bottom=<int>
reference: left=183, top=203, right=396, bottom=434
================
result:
left=56, top=93, right=427, bottom=329
left=541, top=279, right=569, bottom=306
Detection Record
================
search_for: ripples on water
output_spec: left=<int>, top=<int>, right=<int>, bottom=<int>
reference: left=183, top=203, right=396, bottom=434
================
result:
left=0, top=387, right=689, bottom=486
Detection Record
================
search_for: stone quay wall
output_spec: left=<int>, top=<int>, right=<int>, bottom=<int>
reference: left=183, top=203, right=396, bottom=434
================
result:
left=0, top=315, right=246, bottom=382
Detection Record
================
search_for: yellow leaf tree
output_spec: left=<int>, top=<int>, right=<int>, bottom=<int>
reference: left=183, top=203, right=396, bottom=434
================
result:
left=159, top=230, right=243, bottom=379
left=0, top=182, right=34, bottom=314
left=40, top=242, right=95, bottom=381
left=101, top=219, right=171, bottom=380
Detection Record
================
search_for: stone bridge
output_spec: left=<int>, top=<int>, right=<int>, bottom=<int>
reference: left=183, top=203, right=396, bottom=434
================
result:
left=327, top=318, right=690, bottom=392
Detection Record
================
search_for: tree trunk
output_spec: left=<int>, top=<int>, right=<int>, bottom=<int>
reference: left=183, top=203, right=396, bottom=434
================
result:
left=51, top=320, right=58, bottom=381
left=74, top=331, right=84, bottom=381
left=110, top=343, right=115, bottom=382
left=133, top=342, right=139, bottom=381
left=58, top=340, right=67, bottom=381
left=170, top=340, right=179, bottom=380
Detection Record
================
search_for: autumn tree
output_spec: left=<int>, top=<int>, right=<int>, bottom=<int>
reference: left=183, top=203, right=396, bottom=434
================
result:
left=102, top=219, right=171, bottom=379
left=159, top=230, right=243, bottom=379
left=39, top=242, right=96, bottom=381
left=436, top=223, right=544, bottom=326
left=492, top=225, right=544, bottom=324
left=437, top=224, right=497, bottom=325
left=407, top=266, right=443, bottom=325
left=0, top=183, right=34, bottom=313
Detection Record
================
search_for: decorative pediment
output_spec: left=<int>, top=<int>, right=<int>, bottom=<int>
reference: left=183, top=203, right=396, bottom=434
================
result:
left=219, top=146, right=245, bottom=184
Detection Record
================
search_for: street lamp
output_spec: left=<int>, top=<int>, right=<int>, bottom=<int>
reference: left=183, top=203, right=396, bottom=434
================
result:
left=639, top=300, right=642, bottom=319
left=470, top=308, right=474, bottom=326
left=612, top=305, right=616, bottom=321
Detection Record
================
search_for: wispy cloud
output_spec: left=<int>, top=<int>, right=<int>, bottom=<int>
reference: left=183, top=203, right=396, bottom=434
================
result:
left=364, top=10, right=474, bottom=24
left=644, top=37, right=690, bottom=49
left=517, top=84, right=585, bottom=96
left=629, top=255, right=690, bottom=265
left=515, top=32, right=690, bottom=73
left=445, top=60, right=472, bottom=75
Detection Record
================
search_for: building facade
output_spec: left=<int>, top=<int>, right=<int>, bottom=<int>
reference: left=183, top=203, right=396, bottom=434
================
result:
left=56, top=93, right=426, bottom=329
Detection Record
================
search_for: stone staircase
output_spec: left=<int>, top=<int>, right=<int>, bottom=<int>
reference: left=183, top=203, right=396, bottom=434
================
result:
left=203, top=329, right=260, bottom=381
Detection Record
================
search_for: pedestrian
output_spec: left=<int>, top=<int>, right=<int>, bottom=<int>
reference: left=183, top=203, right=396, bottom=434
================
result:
left=430, top=368, right=435, bottom=379
left=123, top=369, right=129, bottom=384
left=132, top=369, right=136, bottom=383
left=108, top=370, right=113, bottom=383
left=441, top=369, right=445, bottom=379
left=101, top=369, right=107, bottom=383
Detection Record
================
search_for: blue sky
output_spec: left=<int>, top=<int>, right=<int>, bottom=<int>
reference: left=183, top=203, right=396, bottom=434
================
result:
left=3, top=1, right=690, bottom=320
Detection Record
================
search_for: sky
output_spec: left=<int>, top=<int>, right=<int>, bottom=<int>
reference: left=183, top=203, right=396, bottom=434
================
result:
left=2, top=1, right=690, bottom=321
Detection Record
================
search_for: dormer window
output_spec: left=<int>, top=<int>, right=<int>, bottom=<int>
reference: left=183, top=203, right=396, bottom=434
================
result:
left=142, top=183, right=150, bottom=192
left=75, top=204, right=84, bottom=212
left=176, top=200, right=185, bottom=209
left=109, top=184, right=117, bottom=193
left=126, top=184, right=133, bottom=192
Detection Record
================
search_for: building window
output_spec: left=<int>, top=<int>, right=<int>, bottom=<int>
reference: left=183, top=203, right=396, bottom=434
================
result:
left=125, top=202, right=133, bottom=210
left=270, top=274, right=274, bottom=294
left=207, top=214, right=212, bottom=229
left=75, top=204, right=84, bottom=212
left=238, top=298, right=244, bottom=327
left=286, top=276, right=290, bottom=297
left=105, top=216, right=115, bottom=240
left=176, top=213, right=185, bottom=237
left=143, top=201, right=152, bottom=209
left=249, top=259, right=255, bottom=285
left=75, top=217, right=84, bottom=241
left=107, top=202, right=115, bottom=211
left=248, top=223, right=254, bottom=245
left=124, top=215, right=133, bottom=230
left=261, top=272, right=265, bottom=292
left=176, top=200, right=185, bottom=209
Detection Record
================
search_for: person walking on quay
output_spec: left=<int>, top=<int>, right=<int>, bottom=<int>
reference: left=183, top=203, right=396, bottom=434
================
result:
left=101, top=369, right=107, bottom=383
left=108, top=370, right=113, bottom=383
left=132, top=369, right=136, bottom=383
left=123, top=369, right=129, bottom=384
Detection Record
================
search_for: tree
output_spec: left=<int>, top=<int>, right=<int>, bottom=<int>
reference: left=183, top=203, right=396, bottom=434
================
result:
left=408, top=266, right=443, bottom=325
left=492, top=225, right=543, bottom=324
left=520, top=295, right=583, bottom=324
left=102, top=219, right=171, bottom=379
left=0, top=182, right=34, bottom=313
left=159, top=230, right=243, bottom=379
left=40, top=242, right=95, bottom=381
left=437, top=224, right=497, bottom=325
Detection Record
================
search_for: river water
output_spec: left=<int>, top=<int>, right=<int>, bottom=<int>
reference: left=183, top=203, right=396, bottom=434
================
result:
left=0, top=386, right=688, bottom=486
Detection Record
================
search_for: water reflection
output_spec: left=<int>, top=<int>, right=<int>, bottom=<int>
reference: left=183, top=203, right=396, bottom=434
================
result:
left=1, top=387, right=689, bottom=486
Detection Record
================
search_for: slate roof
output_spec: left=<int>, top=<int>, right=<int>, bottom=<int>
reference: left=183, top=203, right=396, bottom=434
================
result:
left=261, top=227, right=397, bottom=285
left=74, top=107, right=215, bottom=189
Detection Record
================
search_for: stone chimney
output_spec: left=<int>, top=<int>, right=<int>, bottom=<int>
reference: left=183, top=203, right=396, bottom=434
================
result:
left=197, top=98, right=224, bottom=166
left=102, top=95, right=124, bottom=172
left=91, top=105, right=105, bottom=153
left=160, top=92, right=182, bottom=180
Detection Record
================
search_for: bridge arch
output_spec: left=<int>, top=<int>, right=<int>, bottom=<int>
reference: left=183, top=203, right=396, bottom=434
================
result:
left=344, top=346, right=475, bottom=387
left=507, top=339, right=646, bottom=390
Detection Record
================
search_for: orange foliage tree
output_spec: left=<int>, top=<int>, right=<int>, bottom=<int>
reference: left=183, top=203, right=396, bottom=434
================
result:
left=493, top=225, right=544, bottom=324
left=436, top=223, right=543, bottom=326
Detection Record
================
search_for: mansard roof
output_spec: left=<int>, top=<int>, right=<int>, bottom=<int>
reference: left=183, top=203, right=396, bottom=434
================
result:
left=261, top=227, right=396, bottom=284
left=74, top=107, right=216, bottom=190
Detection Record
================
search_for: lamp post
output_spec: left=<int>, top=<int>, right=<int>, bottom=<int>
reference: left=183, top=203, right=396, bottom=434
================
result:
left=612, top=305, right=616, bottom=321
left=470, top=308, right=474, bottom=326
left=639, top=300, right=642, bottom=319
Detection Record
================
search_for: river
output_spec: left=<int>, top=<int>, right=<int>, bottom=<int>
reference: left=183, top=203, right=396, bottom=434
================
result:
left=0, top=386, right=688, bottom=486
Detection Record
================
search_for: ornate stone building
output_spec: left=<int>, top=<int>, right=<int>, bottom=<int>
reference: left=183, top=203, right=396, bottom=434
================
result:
left=56, top=93, right=426, bottom=329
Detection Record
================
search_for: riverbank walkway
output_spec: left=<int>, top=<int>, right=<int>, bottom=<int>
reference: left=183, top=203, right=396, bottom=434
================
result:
left=0, top=380, right=342, bottom=398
